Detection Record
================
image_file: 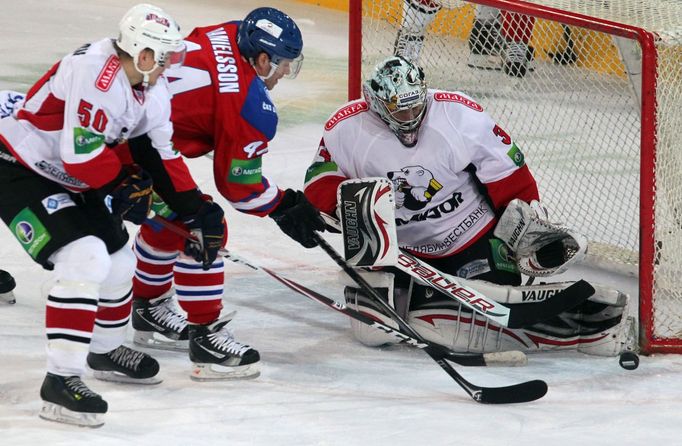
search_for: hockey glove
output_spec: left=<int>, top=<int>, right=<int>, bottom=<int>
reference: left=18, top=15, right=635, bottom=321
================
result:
left=269, top=189, right=325, bottom=248
left=108, top=167, right=153, bottom=225
left=183, top=201, right=225, bottom=270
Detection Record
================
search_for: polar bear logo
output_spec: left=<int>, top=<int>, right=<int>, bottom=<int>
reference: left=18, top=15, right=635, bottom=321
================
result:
left=387, top=165, right=443, bottom=210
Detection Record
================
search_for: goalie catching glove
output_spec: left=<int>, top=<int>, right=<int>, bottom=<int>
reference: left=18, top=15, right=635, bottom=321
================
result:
left=494, top=199, right=588, bottom=277
left=183, top=200, right=226, bottom=270
left=270, top=189, right=326, bottom=248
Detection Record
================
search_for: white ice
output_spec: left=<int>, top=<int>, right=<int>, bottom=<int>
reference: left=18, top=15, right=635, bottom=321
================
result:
left=1, top=1, right=681, bottom=445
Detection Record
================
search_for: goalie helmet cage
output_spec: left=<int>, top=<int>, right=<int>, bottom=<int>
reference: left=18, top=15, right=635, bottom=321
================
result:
left=348, top=0, right=682, bottom=354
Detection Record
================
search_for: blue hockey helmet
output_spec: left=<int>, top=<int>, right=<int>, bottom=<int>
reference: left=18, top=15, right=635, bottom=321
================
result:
left=237, top=7, right=304, bottom=79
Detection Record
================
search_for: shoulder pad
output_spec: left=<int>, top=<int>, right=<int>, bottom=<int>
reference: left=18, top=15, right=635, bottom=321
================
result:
left=433, top=92, right=483, bottom=112
left=325, top=101, right=368, bottom=131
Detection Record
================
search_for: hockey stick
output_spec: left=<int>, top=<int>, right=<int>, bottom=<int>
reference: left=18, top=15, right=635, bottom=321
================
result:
left=394, top=251, right=595, bottom=329
left=147, top=215, right=523, bottom=368
left=312, top=232, right=548, bottom=404
left=221, top=249, right=524, bottom=368
left=322, top=210, right=595, bottom=329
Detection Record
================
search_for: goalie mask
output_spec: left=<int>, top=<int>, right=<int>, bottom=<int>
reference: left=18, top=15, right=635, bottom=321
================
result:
left=363, top=56, right=427, bottom=148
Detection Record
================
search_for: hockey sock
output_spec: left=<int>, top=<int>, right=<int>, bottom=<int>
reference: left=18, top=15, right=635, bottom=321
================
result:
left=174, top=255, right=224, bottom=324
left=133, top=232, right=178, bottom=300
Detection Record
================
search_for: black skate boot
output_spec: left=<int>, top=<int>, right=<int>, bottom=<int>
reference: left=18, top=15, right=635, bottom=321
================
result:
left=132, top=294, right=188, bottom=351
left=87, top=345, right=162, bottom=385
left=467, top=19, right=503, bottom=70
left=39, top=373, right=107, bottom=427
left=189, top=313, right=260, bottom=381
left=502, top=40, right=535, bottom=78
left=0, top=269, right=16, bottom=304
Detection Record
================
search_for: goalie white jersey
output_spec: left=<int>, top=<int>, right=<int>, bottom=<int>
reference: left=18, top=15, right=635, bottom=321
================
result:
left=304, top=89, right=539, bottom=258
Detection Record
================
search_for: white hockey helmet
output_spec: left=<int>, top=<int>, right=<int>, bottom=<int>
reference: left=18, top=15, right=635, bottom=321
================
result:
left=363, top=56, right=427, bottom=147
left=116, top=4, right=186, bottom=83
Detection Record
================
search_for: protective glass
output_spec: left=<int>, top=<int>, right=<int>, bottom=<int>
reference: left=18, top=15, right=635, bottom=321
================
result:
left=159, top=42, right=187, bottom=69
left=268, top=53, right=304, bottom=79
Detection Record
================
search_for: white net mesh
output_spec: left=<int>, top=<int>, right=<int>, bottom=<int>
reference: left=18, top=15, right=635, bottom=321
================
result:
left=355, top=0, right=682, bottom=349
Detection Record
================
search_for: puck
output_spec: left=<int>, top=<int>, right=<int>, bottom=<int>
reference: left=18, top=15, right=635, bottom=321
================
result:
left=619, top=351, right=639, bottom=370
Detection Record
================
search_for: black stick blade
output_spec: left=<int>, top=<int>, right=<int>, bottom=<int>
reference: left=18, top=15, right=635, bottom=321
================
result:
left=507, top=280, right=595, bottom=328
left=478, top=379, right=548, bottom=404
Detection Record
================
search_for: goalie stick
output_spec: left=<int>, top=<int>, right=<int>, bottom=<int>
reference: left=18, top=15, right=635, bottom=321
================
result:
left=148, top=215, right=525, bottom=368
left=312, top=232, right=548, bottom=404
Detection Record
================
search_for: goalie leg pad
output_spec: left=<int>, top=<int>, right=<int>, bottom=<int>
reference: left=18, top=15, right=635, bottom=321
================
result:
left=405, top=284, right=633, bottom=356
left=342, top=270, right=412, bottom=347
left=345, top=287, right=400, bottom=347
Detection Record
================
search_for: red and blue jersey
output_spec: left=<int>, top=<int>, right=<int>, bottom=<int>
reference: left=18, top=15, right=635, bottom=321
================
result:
left=165, top=22, right=282, bottom=216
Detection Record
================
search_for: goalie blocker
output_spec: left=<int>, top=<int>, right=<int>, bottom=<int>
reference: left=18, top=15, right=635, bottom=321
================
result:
left=337, top=178, right=636, bottom=357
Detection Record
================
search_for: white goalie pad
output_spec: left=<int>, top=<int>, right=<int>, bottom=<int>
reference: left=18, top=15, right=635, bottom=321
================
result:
left=493, top=199, right=588, bottom=277
left=337, top=178, right=399, bottom=267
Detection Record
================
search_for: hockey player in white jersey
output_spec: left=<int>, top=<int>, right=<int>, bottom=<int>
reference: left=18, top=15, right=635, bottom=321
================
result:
left=0, top=4, right=200, bottom=427
left=304, top=56, right=634, bottom=358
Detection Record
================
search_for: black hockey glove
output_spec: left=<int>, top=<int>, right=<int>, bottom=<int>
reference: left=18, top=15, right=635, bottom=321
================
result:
left=107, top=167, right=153, bottom=225
left=269, top=189, right=325, bottom=248
left=183, top=201, right=225, bottom=270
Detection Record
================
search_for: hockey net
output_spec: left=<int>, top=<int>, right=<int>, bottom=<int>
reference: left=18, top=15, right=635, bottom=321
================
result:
left=348, top=0, right=682, bottom=354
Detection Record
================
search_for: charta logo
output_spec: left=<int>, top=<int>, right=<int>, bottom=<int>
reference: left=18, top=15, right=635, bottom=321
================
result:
left=16, top=221, right=34, bottom=244
left=387, top=165, right=443, bottom=210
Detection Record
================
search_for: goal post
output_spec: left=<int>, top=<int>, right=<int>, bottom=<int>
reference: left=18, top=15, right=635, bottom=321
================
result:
left=348, top=0, right=682, bottom=354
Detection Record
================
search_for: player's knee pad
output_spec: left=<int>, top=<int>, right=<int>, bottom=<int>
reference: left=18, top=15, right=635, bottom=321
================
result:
left=101, top=246, right=136, bottom=294
left=50, top=236, right=111, bottom=285
left=138, top=222, right=184, bottom=253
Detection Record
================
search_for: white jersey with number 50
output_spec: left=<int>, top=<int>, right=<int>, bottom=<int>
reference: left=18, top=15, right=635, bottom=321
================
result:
left=0, top=38, right=180, bottom=191
left=304, top=89, right=539, bottom=258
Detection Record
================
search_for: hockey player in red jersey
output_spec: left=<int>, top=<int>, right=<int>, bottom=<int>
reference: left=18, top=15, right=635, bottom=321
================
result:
left=130, top=7, right=324, bottom=380
left=0, top=4, right=198, bottom=427
left=303, top=56, right=635, bottom=358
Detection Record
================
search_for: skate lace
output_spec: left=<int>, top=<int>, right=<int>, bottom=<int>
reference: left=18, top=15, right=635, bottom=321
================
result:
left=208, top=326, right=250, bottom=356
left=64, top=376, right=98, bottom=398
left=108, top=346, right=146, bottom=371
left=505, top=42, right=527, bottom=64
left=150, top=298, right=187, bottom=331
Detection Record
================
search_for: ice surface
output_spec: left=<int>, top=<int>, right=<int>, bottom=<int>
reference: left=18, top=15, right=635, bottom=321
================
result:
left=0, top=1, right=681, bottom=444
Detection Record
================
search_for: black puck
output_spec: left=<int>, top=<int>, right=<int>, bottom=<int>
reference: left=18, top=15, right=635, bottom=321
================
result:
left=619, top=351, right=640, bottom=370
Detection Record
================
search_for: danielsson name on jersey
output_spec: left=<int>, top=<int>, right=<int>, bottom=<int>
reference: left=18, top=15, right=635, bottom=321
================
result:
left=304, top=89, right=539, bottom=258
left=0, top=38, right=180, bottom=191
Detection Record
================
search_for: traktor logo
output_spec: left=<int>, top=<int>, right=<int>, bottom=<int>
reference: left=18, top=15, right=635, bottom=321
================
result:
left=16, top=222, right=34, bottom=244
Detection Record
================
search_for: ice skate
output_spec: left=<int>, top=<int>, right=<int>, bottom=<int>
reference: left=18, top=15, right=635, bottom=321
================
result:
left=39, top=373, right=107, bottom=428
left=87, top=345, right=162, bottom=385
left=132, top=293, right=189, bottom=351
left=189, top=313, right=260, bottom=381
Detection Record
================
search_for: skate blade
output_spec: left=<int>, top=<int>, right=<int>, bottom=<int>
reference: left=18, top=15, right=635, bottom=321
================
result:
left=190, top=362, right=261, bottom=381
left=92, top=370, right=163, bottom=385
left=39, top=402, right=105, bottom=428
left=467, top=53, right=502, bottom=70
left=0, top=291, right=15, bottom=304
left=133, top=331, right=189, bottom=351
